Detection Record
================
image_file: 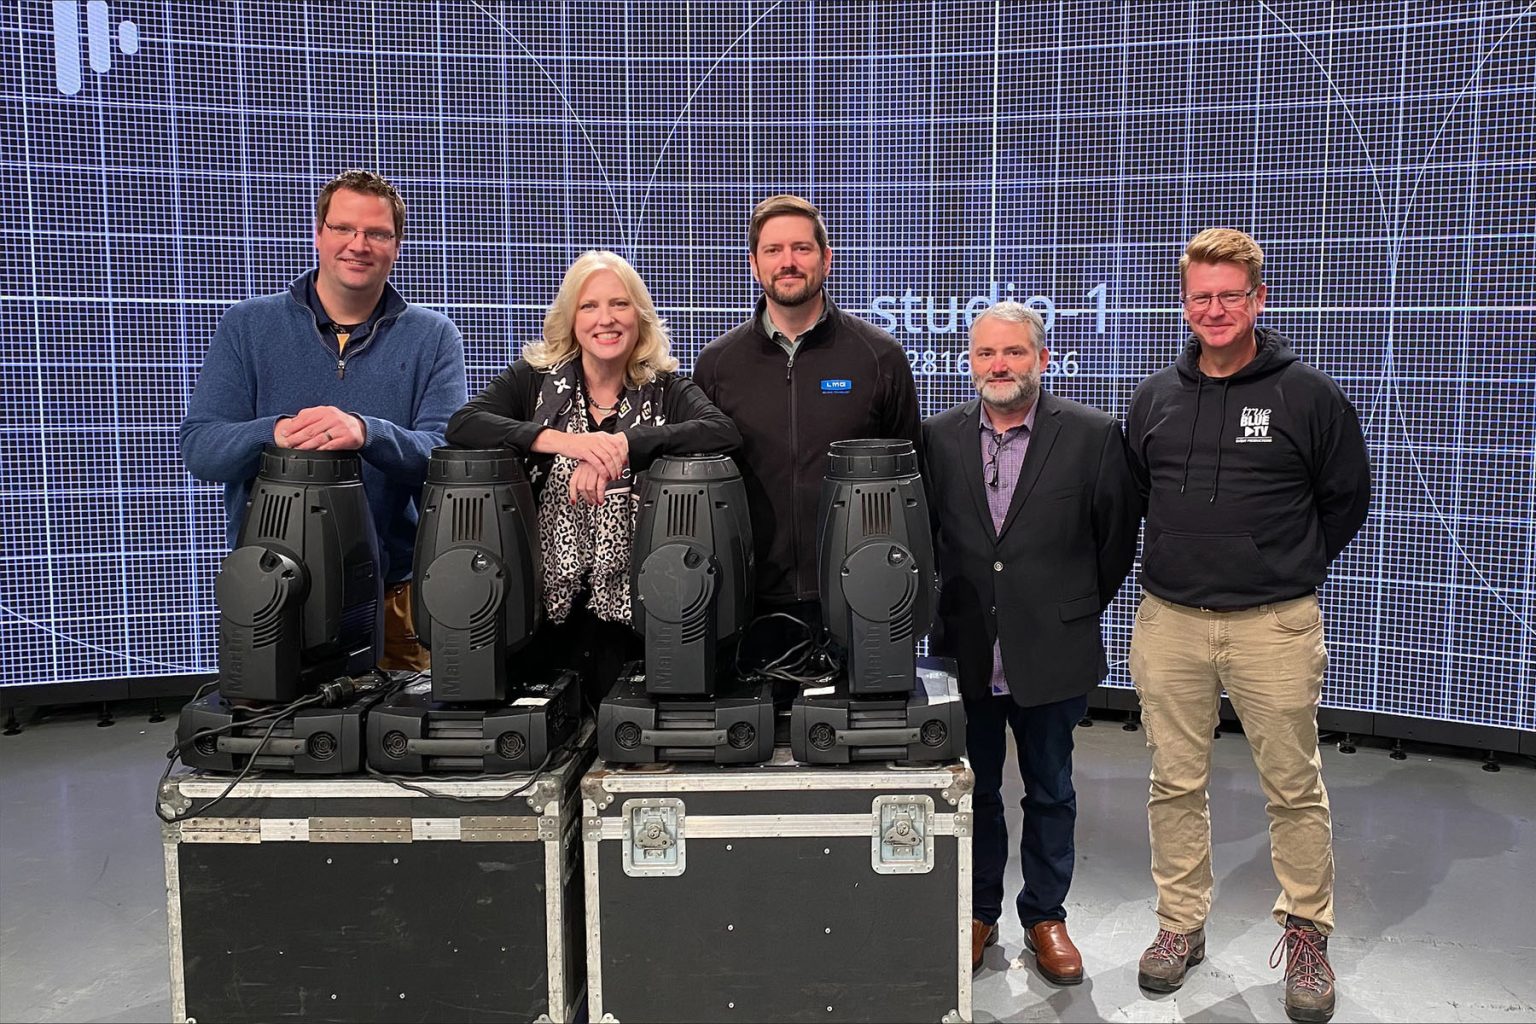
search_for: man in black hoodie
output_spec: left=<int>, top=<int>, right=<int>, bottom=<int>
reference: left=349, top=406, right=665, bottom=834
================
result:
left=1125, top=229, right=1370, bottom=1024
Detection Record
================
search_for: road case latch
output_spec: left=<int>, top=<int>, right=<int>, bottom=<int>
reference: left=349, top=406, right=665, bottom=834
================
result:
left=621, top=797, right=686, bottom=877
left=872, top=795, right=935, bottom=874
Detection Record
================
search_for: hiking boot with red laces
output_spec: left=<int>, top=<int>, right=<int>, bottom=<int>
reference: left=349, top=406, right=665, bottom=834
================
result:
left=1272, top=916, right=1336, bottom=1023
left=1137, top=927, right=1205, bottom=992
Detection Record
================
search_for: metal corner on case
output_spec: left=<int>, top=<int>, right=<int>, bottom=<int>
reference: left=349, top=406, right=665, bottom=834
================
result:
left=524, top=778, right=559, bottom=815
left=158, top=779, right=192, bottom=821
left=948, top=764, right=975, bottom=797
left=581, top=773, right=612, bottom=803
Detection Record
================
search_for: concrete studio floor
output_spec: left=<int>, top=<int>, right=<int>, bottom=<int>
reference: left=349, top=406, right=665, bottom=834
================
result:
left=0, top=700, right=1532, bottom=1023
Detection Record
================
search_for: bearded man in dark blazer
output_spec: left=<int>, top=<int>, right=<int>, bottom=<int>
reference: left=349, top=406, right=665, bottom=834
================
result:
left=922, top=301, right=1141, bottom=984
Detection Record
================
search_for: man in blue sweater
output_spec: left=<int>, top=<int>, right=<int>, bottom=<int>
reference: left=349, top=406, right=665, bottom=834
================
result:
left=180, top=169, right=467, bottom=671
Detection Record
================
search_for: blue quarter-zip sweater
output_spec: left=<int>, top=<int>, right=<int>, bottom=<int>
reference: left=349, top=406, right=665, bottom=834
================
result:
left=180, top=272, right=468, bottom=584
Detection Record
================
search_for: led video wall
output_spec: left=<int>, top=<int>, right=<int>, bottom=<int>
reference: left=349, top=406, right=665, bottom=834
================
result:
left=1, top=2, right=1531, bottom=731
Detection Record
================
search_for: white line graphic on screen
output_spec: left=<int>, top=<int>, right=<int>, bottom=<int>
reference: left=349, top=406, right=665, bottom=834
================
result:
left=1377, top=4, right=1536, bottom=638
left=0, top=604, right=201, bottom=675
left=1259, top=0, right=1535, bottom=633
left=1396, top=3, right=1536, bottom=239
left=51, top=0, right=139, bottom=95
left=628, top=3, right=788, bottom=251
left=470, top=1, right=629, bottom=250
left=1257, top=1, right=1398, bottom=439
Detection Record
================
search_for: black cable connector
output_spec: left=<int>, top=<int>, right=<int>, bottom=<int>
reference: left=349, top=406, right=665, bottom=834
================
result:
left=317, top=676, right=357, bottom=706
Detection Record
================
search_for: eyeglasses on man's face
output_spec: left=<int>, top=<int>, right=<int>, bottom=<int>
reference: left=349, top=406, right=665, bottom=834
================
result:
left=323, top=221, right=397, bottom=246
left=1182, top=287, right=1258, bottom=311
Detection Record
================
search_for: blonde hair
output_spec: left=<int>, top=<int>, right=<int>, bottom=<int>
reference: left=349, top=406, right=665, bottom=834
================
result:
left=526, top=250, right=677, bottom=387
left=1180, top=228, right=1264, bottom=289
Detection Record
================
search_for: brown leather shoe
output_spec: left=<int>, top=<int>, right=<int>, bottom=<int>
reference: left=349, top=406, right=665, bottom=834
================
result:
left=1025, top=920, right=1084, bottom=985
left=971, top=919, right=999, bottom=971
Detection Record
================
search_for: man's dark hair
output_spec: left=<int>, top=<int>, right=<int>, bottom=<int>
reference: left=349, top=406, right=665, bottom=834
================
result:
left=316, top=169, right=406, bottom=239
left=748, top=194, right=829, bottom=254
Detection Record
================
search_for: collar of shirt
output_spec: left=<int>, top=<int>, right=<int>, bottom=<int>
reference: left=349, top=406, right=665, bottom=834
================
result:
left=760, top=290, right=831, bottom=357
left=305, top=270, right=385, bottom=346
left=978, top=395, right=1039, bottom=439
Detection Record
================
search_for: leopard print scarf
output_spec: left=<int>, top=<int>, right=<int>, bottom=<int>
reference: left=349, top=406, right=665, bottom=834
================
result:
left=530, top=358, right=666, bottom=625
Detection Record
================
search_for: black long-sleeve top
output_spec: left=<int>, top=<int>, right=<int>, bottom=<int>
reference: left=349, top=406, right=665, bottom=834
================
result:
left=445, top=359, right=741, bottom=493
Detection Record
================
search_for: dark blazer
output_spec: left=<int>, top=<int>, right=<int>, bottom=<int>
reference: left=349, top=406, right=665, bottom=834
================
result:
left=922, top=390, right=1142, bottom=707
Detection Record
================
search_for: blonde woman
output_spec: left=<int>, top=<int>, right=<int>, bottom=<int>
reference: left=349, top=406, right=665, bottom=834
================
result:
left=446, top=250, right=740, bottom=702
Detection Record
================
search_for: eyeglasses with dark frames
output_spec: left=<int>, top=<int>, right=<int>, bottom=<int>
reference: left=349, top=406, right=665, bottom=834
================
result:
left=323, top=221, right=397, bottom=245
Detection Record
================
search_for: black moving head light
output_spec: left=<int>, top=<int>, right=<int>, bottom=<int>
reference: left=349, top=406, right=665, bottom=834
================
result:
left=413, top=448, right=542, bottom=704
left=215, top=447, right=382, bottom=704
left=631, top=454, right=754, bottom=696
left=817, top=438, right=937, bottom=696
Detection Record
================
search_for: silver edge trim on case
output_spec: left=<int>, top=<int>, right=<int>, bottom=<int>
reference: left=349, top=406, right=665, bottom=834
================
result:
left=176, top=815, right=545, bottom=843
left=173, top=778, right=550, bottom=799
left=262, top=817, right=309, bottom=841
left=559, top=811, right=583, bottom=1023
left=413, top=817, right=460, bottom=840
left=176, top=816, right=260, bottom=843
left=589, top=763, right=966, bottom=795
left=459, top=816, right=544, bottom=842
left=163, top=839, right=187, bottom=1023
left=957, top=764, right=974, bottom=1021
left=545, top=810, right=564, bottom=1022
left=957, top=821, right=973, bottom=1021
left=582, top=795, right=605, bottom=1021
left=166, top=735, right=593, bottom=1022
left=589, top=811, right=959, bottom=840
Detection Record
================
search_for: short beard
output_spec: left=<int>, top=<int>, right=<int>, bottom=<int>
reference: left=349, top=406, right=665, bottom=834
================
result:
left=764, top=275, right=820, bottom=307
left=972, top=368, right=1041, bottom=413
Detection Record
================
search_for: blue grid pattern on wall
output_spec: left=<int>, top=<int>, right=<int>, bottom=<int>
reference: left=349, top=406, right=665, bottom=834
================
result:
left=0, top=2, right=1531, bottom=731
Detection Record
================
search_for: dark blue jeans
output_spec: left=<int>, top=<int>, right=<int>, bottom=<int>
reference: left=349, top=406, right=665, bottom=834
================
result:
left=964, top=692, right=1087, bottom=928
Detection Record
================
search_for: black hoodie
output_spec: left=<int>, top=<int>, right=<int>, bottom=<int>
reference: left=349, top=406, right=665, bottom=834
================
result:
left=1126, top=327, right=1370, bottom=609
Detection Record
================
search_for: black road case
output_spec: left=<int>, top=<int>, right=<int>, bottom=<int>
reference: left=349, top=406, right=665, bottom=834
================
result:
left=581, top=751, right=974, bottom=1022
left=159, top=726, right=595, bottom=1023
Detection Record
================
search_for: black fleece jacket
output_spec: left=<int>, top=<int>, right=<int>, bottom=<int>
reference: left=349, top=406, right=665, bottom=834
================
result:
left=1126, top=328, right=1371, bottom=609
left=694, top=294, right=922, bottom=605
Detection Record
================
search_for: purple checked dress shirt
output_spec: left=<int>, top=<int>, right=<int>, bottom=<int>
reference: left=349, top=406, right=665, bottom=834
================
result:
left=979, top=399, right=1037, bottom=696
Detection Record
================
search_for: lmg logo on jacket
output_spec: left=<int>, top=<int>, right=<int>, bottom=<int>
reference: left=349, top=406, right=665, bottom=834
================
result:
left=1235, top=406, right=1273, bottom=444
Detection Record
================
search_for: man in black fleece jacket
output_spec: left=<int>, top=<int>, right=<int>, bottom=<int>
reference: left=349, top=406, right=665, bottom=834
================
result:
left=694, top=195, right=921, bottom=661
left=1125, top=229, right=1369, bottom=1024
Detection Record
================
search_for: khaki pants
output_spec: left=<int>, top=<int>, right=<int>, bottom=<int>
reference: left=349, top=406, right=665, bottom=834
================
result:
left=379, top=581, right=430, bottom=672
left=1128, top=591, right=1334, bottom=935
